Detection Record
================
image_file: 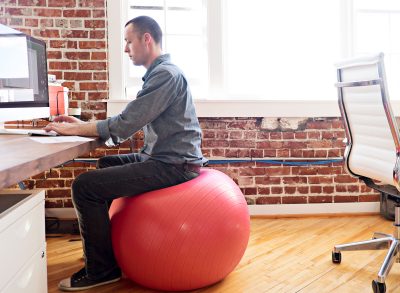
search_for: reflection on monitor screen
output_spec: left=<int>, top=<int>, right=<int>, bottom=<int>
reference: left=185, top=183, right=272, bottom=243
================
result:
left=0, top=26, right=50, bottom=125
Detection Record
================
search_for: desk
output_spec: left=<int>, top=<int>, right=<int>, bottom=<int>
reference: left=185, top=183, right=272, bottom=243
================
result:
left=0, top=134, right=102, bottom=189
left=0, top=134, right=102, bottom=293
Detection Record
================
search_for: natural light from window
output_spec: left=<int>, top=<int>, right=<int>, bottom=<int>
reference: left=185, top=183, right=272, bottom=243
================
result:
left=122, top=0, right=400, bottom=101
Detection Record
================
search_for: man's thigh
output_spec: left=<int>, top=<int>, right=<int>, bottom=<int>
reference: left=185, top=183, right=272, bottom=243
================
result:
left=74, top=159, right=188, bottom=202
left=97, top=153, right=142, bottom=169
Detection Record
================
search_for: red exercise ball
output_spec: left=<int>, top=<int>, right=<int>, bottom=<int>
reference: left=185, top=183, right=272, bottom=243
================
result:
left=109, top=168, right=250, bottom=291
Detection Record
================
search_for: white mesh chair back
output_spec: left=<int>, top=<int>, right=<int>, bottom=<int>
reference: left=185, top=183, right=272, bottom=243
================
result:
left=336, top=53, right=400, bottom=188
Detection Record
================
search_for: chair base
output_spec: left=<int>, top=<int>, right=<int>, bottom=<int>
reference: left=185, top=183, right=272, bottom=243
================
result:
left=332, top=206, right=400, bottom=293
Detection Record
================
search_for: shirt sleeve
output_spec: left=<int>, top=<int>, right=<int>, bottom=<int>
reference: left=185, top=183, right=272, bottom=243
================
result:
left=96, top=68, right=180, bottom=145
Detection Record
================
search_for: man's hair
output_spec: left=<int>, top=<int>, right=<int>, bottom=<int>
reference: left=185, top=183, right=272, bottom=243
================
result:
left=125, top=16, right=163, bottom=45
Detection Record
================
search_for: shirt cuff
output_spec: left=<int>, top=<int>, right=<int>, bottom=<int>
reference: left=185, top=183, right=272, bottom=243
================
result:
left=96, top=119, right=111, bottom=141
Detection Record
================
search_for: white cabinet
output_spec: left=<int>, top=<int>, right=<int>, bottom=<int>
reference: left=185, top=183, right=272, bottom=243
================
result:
left=0, top=190, right=47, bottom=293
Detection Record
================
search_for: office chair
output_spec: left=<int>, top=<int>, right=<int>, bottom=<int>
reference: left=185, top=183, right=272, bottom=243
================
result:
left=332, top=52, right=400, bottom=293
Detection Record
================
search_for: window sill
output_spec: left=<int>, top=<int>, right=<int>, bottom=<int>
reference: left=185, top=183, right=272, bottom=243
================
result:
left=105, top=99, right=400, bottom=118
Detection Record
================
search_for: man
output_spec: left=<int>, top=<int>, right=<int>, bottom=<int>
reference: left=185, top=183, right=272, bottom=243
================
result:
left=46, top=16, right=206, bottom=291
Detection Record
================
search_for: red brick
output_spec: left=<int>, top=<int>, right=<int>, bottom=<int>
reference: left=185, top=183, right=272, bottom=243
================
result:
left=270, top=132, right=282, bottom=139
left=18, top=0, right=46, bottom=5
left=64, top=72, right=92, bottom=80
left=282, top=176, right=307, bottom=184
left=284, top=186, right=296, bottom=194
left=79, top=82, right=107, bottom=91
left=47, top=51, right=62, bottom=59
left=282, top=132, right=295, bottom=139
left=307, top=132, right=321, bottom=139
left=215, top=130, right=229, bottom=139
left=282, top=196, right=307, bottom=204
left=227, top=120, right=256, bottom=130
left=85, top=19, right=105, bottom=28
left=36, top=179, right=65, bottom=188
left=290, top=149, right=302, bottom=157
left=310, top=186, right=322, bottom=193
left=79, top=61, right=106, bottom=70
left=46, top=189, right=71, bottom=198
left=63, top=9, right=91, bottom=17
left=33, top=8, right=62, bottom=17
left=308, top=176, right=333, bottom=184
left=92, top=9, right=105, bottom=17
left=309, top=196, right=333, bottom=203
left=25, top=18, right=38, bottom=27
left=335, top=175, right=358, bottom=183
left=48, top=0, right=76, bottom=7
left=256, top=196, right=281, bottom=204
left=295, top=132, right=307, bottom=139
left=70, top=92, right=86, bottom=101
left=263, top=150, right=276, bottom=157
left=271, top=187, right=283, bottom=194
left=334, top=195, right=358, bottom=203
left=64, top=52, right=90, bottom=60
left=307, top=121, right=332, bottom=129
left=230, top=140, right=255, bottom=148
left=78, top=0, right=105, bottom=7
left=49, top=61, right=77, bottom=70
left=62, top=30, right=89, bottom=38
left=242, top=188, right=257, bottom=195
left=91, top=51, right=107, bottom=60
left=297, top=186, right=309, bottom=194
left=359, top=194, right=380, bottom=202
left=257, top=187, right=270, bottom=195
left=282, top=148, right=295, bottom=158
left=45, top=199, right=63, bottom=208
left=5, top=7, right=32, bottom=15
left=255, top=177, right=281, bottom=185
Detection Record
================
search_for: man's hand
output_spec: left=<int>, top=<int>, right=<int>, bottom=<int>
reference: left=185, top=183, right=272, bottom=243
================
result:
left=52, top=115, right=83, bottom=124
left=44, top=117, right=99, bottom=137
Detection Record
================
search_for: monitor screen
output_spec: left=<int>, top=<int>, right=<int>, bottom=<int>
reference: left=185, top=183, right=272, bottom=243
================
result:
left=0, top=30, right=50, bottom=123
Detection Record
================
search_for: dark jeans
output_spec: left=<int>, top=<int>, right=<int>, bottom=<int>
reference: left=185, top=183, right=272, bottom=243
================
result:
left=71, top=153, right=199, bottom=280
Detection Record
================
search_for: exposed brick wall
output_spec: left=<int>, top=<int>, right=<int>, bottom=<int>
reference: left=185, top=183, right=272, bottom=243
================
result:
left=0, top=0, right=108, bottom=121
left=198, top=117, right=379, bottom=205
left=1, top=1, right=379, bottom=209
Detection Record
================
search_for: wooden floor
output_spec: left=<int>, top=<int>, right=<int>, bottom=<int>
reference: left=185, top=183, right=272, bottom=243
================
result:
left=47, top=215, right=400, bottom=293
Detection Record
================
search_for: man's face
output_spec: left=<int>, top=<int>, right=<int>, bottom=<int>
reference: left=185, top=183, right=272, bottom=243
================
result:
left=124, top=24, right=147, bottom=66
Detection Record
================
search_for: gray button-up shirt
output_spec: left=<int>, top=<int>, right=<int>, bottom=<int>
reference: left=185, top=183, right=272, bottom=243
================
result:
left=97, top=54, right=205, bottom=166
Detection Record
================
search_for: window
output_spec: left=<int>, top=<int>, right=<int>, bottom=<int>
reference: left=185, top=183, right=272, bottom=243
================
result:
left=353, top=0, right=400, bottom=99
left=125, top=0, right=208, bottom=97
left=108, top=0, right=400, bottom=105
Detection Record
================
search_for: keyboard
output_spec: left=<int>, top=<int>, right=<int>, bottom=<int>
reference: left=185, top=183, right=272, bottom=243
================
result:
left=0, top=128, right=58, bottom=136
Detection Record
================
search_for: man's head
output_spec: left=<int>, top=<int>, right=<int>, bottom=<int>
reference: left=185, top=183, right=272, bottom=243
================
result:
left=124, top=16, right=163, bottom=68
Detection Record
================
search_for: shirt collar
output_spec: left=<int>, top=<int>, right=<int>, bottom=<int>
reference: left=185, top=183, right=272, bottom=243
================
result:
left=142, top=54, right=171, bottom=81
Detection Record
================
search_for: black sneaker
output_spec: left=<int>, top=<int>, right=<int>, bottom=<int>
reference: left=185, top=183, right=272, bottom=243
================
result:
left=58, top=267, right=121, bottom=291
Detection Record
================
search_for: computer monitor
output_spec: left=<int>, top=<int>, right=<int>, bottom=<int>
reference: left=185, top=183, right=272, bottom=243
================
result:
left=0, top=27, right=50, bottom=125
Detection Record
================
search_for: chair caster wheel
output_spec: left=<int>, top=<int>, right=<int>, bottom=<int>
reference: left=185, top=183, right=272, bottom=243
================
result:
left=332, top=251, right=341, bottom=264
left=372, top=280, right=386, bottom=293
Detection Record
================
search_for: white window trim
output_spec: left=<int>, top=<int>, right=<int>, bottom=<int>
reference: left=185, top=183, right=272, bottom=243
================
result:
left=105, top=0, right=400, bottom=118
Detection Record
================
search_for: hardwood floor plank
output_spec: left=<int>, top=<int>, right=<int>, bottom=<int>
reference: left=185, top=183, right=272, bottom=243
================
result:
left=47, top=215, right=400, bottom=292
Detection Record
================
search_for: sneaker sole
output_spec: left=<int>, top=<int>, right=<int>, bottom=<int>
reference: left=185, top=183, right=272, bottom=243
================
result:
left=58, top=276, right=121, bottom=292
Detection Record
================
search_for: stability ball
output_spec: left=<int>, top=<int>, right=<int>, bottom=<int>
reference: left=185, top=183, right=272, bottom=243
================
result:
left=109, top=168, right=250, bottom=291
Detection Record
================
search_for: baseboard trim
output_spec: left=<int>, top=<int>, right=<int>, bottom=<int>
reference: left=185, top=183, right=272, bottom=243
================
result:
left=46, top=208, right=77, bottom=219
left=46, top=202, right=380, bottom=219
left=248, top=202, right=380, bottom=216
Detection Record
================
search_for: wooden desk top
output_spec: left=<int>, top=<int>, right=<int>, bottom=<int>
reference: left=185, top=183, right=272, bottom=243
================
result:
left=0, top=135, right=102, bottom=190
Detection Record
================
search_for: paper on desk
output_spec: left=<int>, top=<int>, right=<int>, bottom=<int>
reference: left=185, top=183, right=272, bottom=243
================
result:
left=29, top=136, right=94, bottom=144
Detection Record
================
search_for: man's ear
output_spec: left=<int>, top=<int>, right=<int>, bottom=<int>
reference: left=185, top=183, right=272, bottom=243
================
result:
left=143, top=32, right=152, bottom=45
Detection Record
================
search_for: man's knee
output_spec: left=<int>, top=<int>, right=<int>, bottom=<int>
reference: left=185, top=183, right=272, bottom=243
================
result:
left=72, top=172, right=95, bottom=204
left=97, top=156, right=109, bottom=169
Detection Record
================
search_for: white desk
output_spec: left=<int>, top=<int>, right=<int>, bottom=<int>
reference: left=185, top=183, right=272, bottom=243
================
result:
left=0, top=134, right=102, bottom=293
